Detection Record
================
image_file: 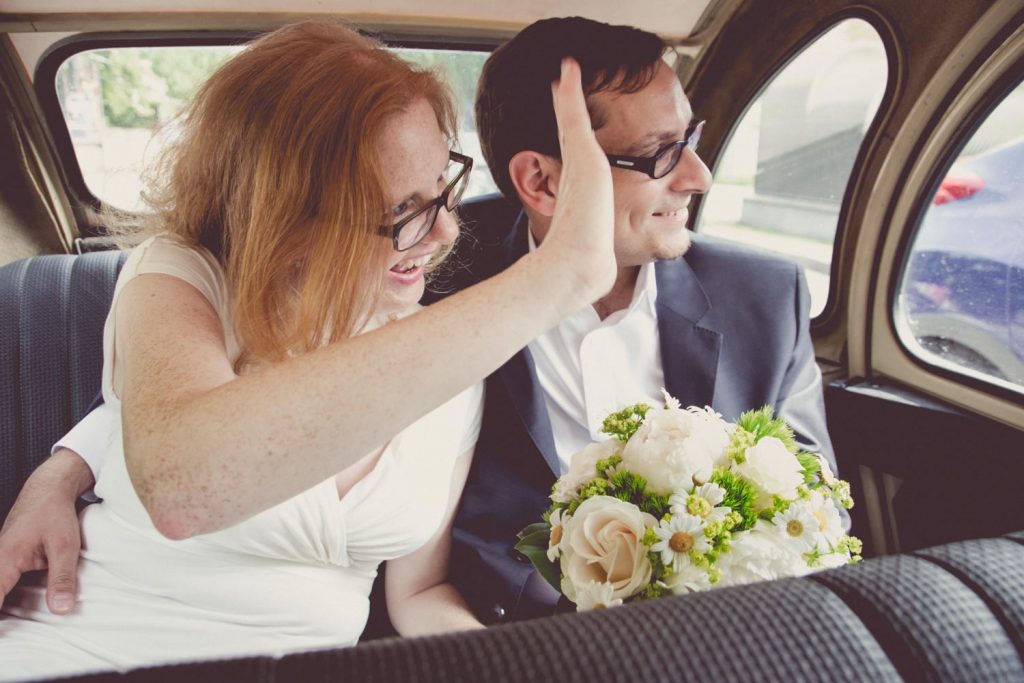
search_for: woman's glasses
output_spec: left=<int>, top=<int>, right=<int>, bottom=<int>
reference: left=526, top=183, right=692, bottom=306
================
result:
left=377, top=151, right=473, bottom=251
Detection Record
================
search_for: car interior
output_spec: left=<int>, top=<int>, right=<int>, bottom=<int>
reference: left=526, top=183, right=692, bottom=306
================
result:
left=1, top=0, right=1023, bottom=681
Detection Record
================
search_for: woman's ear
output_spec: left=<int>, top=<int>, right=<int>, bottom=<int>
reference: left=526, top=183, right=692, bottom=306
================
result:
left=507, top=151, right=561, bottom=218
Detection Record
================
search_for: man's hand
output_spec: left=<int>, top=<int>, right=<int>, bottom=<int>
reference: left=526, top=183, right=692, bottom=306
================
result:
left=0, top=449, right=94, bottom=614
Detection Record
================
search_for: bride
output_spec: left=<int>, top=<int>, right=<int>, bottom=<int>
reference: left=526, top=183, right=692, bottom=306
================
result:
left=0, top=21, right=613, bottom=679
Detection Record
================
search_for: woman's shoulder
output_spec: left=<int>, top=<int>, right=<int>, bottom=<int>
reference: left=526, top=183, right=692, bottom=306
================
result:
left=127, top=233, right=219, bottom=274
left=119, top=233, right=228, bottom=311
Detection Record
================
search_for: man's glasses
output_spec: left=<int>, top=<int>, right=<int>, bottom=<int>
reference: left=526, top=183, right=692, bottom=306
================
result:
left=377, top=151, right=473, bottom=252
left=606, top=120, right=705, bottom=180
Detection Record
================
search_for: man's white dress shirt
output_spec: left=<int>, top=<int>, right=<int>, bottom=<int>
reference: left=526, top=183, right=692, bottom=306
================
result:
left=527, top=230, right=666, bottom=474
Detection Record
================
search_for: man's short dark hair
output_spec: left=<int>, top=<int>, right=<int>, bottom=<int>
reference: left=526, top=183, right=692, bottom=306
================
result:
left=476, top=16, right=667, bottom=202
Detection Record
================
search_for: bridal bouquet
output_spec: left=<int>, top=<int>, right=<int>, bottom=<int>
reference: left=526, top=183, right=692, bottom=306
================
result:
left=515, top=393, right=861, bottom=611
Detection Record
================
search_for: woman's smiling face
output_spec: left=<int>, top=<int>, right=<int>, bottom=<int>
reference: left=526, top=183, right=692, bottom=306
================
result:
left=373, top=98, right=461, bottom=320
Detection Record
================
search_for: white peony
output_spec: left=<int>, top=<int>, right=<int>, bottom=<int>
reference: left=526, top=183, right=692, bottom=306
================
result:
left=714, top=521, right=810, bottom=588
left=551, top=439, right=621, bottom=504
left=620, top=407, right=730, bottom=494
left=559, top=496, right=656, bottom=603
left=687, top=406, right=736, bottom=469
left=733, top=436, right=804, bottom=504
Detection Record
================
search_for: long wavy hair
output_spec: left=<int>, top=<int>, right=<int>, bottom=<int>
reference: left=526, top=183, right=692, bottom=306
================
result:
left=115, top=21, right=457, bottom=366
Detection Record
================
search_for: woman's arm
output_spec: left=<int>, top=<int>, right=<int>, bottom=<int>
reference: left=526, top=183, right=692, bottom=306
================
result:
left=122, top=59, right=614, bottom=539
left=384, top=446, right=483, bottom=636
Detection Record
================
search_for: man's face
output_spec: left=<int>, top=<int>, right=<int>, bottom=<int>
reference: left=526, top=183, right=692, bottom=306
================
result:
left=589, top=61, right=713, bottom=267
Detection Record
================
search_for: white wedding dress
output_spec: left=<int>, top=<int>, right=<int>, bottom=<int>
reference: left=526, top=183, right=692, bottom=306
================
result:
left=0, top=236, right=483, bottom=680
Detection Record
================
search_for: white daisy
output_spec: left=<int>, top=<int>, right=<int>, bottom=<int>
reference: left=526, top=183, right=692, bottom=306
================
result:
left=669, top=482, right=731, bottom=525
left=651, top=513, right=710, bottom=572
left=546, top=509, right=569, bottom=563
left=663, top=563, right=712, bottom=595
left=805, top=490, right=845, bottom=550
left=773, top=504, right=819, bottom=552
left=661, top=388, right=681, bottom=410
left=574, top=580, right=623, bottom=611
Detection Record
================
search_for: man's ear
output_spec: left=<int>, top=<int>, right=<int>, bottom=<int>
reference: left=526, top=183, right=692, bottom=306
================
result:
left=508, top=151, right=561, bottom=218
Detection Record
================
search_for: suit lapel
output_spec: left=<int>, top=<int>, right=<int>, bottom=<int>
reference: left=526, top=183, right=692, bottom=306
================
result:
left=655, top=255, right=723, bottom=409
left=496, top=213, right=560, bottom=476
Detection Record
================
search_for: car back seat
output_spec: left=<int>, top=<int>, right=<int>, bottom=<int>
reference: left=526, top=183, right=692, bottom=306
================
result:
left=2, top=198, right=1023, bottom=681
left=0, top=249, right=125, bottom=518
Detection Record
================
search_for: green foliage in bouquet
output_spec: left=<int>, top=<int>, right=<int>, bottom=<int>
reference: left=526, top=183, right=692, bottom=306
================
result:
left=606, top=470, right=671, bottom=518
left=726, top=406, right=798, bottom=464
left=601, top=403, right=652, bottom=442
left=795, top=451, right=822, bottom=484
left=514, top=522, right=561, bottom=592
left=561, top=460, right=670, bottom=520
left=710, top=469, right=759, bottom=530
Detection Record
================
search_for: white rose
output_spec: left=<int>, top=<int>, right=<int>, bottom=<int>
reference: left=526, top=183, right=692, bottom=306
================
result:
left=620, top=408, right=727, bottom=494
left=559, top=496, right=656, bottom=603
left=715, top=521, right=810, bottom=588
left=551, top=439, right=621, bottom=504
left=733, top=436, right=804, bottom=503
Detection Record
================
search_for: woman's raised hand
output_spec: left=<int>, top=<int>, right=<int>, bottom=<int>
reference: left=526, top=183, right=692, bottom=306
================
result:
left=540, top=58, right=616, bottom=302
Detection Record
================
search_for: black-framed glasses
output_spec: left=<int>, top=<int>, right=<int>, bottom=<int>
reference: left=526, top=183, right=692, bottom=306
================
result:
left=606, top=120, right=705, bottom=179
left=377, top=151, right=473, bottom=251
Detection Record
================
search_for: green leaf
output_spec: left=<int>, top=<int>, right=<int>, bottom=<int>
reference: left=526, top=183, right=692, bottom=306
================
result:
left=795, top=451, right=821, bottom=485
left=736, top=405, right=798, bottom=453
left=517, top=522, right=552, bottom=541
left=514, top=528, right=562, bottom=593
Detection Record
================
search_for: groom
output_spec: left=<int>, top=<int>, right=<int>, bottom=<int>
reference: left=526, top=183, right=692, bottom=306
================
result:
left=0, top=17, right=836, bottom=623
left=428, top=16, right=836, bottom=623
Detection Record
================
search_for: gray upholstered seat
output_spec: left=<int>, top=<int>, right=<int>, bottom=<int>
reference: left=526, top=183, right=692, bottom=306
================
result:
left=2, top=206, right=1023, bottom=681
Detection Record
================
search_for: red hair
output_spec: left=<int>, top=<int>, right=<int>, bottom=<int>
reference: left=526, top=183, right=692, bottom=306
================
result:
left=125, top=21, right=456, bottom=365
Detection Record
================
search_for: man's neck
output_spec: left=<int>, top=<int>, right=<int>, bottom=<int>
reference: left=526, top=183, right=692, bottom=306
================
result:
left=527, top=218, right=640, bottom=322
left=592, top=266, right=640, bottom=321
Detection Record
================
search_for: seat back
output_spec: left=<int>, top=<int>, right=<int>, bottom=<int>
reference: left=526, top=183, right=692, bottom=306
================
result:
left=42, top=532, right=1024, bottom=682
left=0, top=250, right=125, bottom=520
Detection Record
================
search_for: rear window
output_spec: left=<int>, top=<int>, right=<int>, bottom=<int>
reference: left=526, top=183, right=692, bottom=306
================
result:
left=50, top=42, right=496, bottom=212
left=895, top=80, right=1024, bottom=392
left=695, top=19, right=888, bottom=318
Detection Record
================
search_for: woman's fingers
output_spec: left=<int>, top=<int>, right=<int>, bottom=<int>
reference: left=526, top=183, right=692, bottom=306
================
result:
left=551, top=58, right=588, bottom=146
left=543, top=57, right=616, bottom=300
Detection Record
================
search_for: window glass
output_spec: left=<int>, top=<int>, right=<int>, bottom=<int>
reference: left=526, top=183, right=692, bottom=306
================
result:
left=696, top=19, right=887, bottom=316
left=395, top=49, right=496, bottom=199
left=896, top=81, right=1024, bottom=391
left=53, top=44, right=496, bottom=212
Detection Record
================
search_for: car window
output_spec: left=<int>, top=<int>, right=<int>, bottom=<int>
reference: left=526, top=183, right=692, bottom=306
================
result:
left=895, top=80, right=1024, bottom=392
left=52, top=43, right=496, bottom=212
left=695, top=19, right=887, bottom=317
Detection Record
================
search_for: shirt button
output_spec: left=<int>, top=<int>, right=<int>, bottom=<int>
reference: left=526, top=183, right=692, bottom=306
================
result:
left=492, top=604, right=507, bottom=621
left=509, top=548, right=530, bottom=563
